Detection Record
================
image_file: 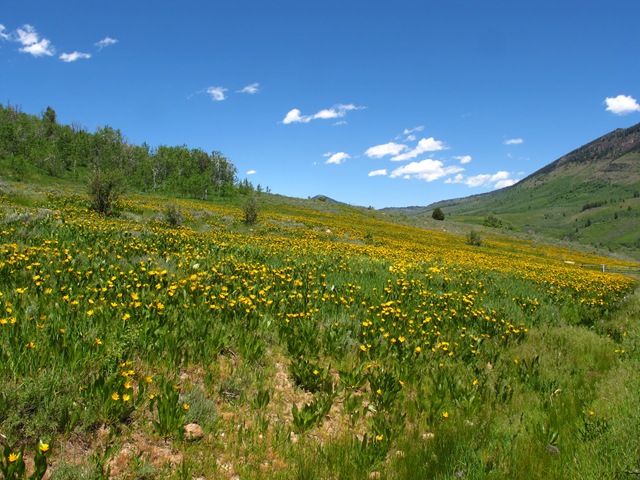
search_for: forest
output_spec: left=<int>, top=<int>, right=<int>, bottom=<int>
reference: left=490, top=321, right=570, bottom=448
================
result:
left=0, top=103, right=256, bottom=200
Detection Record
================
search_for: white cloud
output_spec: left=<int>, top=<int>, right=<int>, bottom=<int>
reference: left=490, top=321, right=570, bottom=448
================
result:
left=95, top=36, right=118, bottom=49
left=365, top=142, right=407, bottom=158
left=389, top=159, right=463, bottom=182
left=60, top=51, right=92, bottom=62
left=238, top=82, right=260, bottom=94
left=504, top=138, right=523, bottom=145
left=391, top=137, right=448, bottom=161
left=605, top=94, right=640, bottom=115
left=325, top=152, right=350, bottom=165
left=282, top=104, right=363, bottom=124
left=495, top=178, right=517, bottom=188
left=368, top=169, right=387, bottom=177
left=0, top=24, right=9, bottom=40
left=446, top=170, right=518, bottom=188
left=453, top=155, right=472, bottom=164
left=206, top=86, right=228, bottom=101
left=283, top=108, right=305, bottom=124
left=14, top=24, right=54, bottom=57
left=403, top=126, right=424, bottom=135
left=247, top=170, right=257, bottom=175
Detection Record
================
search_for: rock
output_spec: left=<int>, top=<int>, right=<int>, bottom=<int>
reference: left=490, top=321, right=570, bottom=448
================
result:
left=184, top=423, right=204, bottom=441
left=546, top=444, right=560, bottom=456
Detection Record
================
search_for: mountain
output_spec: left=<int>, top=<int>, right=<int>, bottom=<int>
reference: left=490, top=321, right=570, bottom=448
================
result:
left=407, top=123, right=640, bottom=255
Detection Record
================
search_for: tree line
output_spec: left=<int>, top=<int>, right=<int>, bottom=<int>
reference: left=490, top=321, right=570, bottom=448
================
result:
left=0, top=103, right=258, bottom=200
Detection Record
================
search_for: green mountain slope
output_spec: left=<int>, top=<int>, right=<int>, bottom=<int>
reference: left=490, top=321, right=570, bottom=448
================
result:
left=422, top=123, right=640, bottom=255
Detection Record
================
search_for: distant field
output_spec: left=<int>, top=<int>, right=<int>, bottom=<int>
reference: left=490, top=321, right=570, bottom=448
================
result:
left=1, top=183, right=639, bottom=479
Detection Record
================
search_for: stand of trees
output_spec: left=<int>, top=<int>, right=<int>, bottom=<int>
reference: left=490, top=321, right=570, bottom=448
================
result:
left=0, top=103, right=253, bottom=199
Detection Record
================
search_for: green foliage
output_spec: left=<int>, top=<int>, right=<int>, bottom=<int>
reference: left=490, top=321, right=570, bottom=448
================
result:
left=0, top=102, right=253, bottom=200
left=148, top=377, right=187, bottom=439
left=0, top=181, right=639, bottom=479
left=0, top=439, right=49, bottom=480
left=291, top=394, right=334, bottom=434
left=465, top=229, right=483, bottom=246
left=163, top=203, right=183, bottom=227
left=87, top=169, right=125, bottom=215
left=242, top=194, right=259, bottom=225
left=431, top=207, right=445, bottom=221
left=483, top=213, right=502, bottom=228
left=289, top=358, right=330, bottom=393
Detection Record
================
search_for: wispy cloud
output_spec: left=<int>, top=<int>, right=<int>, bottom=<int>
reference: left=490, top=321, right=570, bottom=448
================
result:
left=13, top=24, right=55, bottom=57
left=206, top=86, right=228, bottom=101
left=247, top=169, right=257, bottom=175
left=446, top=170, right=518, bottom=188
left=365, top=142, right=407, bottom=159
left=2, top=23, right=109, bottom=62
left=60, top=51, right=92, bottom=62
left=95, top=36, right=118, bottom=50
left=403, top=126, right=424, bottom=135
left=238, top=82, right=260, bottom=94
left=282, top=104, right=364, bottom=124
left=368, top=169, right=387, bottom=177
left=324, top=152, right=351, bottom=165
left=391, top=137, right=448, bottom=161
left=453, top=155, right=472, bottom=164
left=389, top=159, right=463, bottom=181
left=504, top=138, right=523, bottom=145
left=605, top=94, right=640, bottom=115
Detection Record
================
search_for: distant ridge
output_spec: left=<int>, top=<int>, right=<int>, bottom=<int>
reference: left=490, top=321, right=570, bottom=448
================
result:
left=311, top=195, right=346, bottom=205
left=523, top=122, right=640, bottom=180
left=387, top=122, right=640, bottom=257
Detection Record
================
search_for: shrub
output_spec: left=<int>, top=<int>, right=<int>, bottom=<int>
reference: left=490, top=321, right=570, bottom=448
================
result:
left=432, top=207, right=445, bottom=221
left=163, top=204, right=183, bottom=227
left=87, top=170, right=124, bottom=215
left=243, top=194, right=259, bottom=225
left=483, top=214, right=502, bottom=228
left=466, top=230, right=482, bottom=246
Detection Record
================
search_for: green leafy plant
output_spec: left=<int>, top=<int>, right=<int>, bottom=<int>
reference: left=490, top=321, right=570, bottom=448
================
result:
left=289, top=358, right=330, bottom=393
left=367, top=367, right=403, bottom=411
left=251, top=387, right=271, bottom=410
left=163, top=204, right=183, bottom=227
left=0, top=439, right=49, bottom=480
left=291, top=394, right=334, bottom=434
left=349, top=433, right=389, bottom=472
left=149, top=377, right=187, bottom=439
left=87, top=169, right=125, bottom=216
left=465, top=230, right=483, bottom=246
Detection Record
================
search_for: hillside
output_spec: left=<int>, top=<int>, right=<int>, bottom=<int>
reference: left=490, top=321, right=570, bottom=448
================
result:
left=1, top=178, right=639, bottom=478
left=410, top=123, right=640, bottom=257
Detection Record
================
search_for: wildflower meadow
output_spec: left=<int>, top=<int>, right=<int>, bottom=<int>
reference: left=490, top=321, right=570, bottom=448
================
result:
left=0, top=184, right=639, bottom=479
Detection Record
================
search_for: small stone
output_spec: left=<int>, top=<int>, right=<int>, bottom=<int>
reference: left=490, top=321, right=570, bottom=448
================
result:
left=546, top=444, right=560, bottom=456
left=184, top=423, right=204, bottom=441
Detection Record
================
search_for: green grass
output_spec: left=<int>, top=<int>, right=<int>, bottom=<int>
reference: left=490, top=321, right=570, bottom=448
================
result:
left=0, top=181, right=639, bottom=479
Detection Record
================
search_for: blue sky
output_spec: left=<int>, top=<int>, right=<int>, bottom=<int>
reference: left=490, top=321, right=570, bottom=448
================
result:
left=2, top=0, right=639, bottom=208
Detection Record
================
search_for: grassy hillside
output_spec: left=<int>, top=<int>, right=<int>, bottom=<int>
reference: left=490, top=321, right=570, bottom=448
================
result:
left=404, top=124, right=640, bottom=258
left=1, top=180, right=639, bottom=479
